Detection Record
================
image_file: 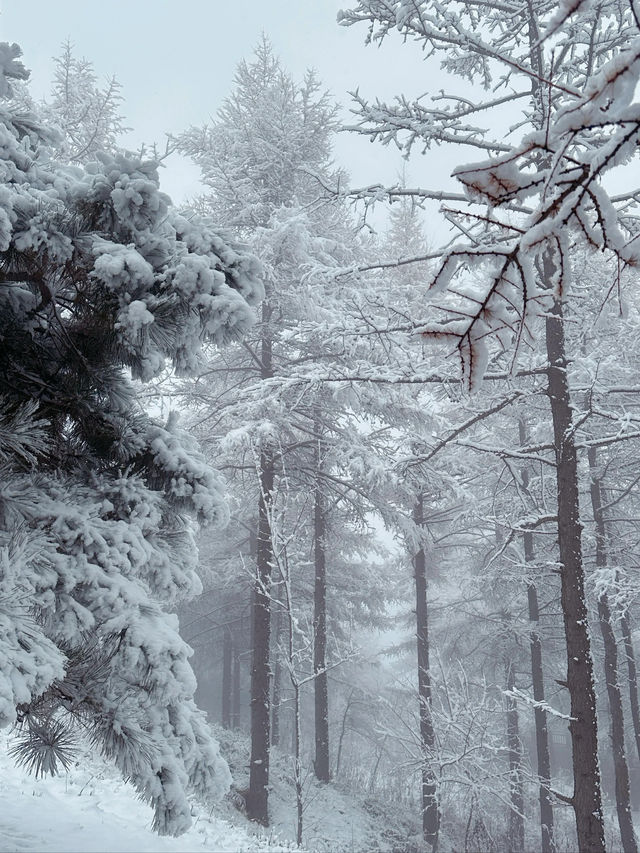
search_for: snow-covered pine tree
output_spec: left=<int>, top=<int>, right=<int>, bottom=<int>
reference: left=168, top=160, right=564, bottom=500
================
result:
left=0, top=42, right=262, bottom=836
left=178, top=39, right=339, bottom=823
left=177, top=38, right=402, bottom=825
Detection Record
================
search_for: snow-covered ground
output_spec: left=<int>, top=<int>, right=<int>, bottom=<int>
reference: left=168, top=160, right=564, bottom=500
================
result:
left=213, top=728, right=420, bottom=853
left=0, top=734, right=293, bottom=853
left=0, top=726, right=419, bottom=853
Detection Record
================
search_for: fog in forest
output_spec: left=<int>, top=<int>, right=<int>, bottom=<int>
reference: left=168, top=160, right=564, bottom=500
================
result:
left=1, top=2, right=640, bottom=852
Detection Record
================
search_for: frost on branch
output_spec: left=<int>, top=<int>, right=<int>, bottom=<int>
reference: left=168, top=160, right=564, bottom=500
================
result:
left=442, top=39, right=640, bottom=381
left=340, top=0, right=640, bottom=388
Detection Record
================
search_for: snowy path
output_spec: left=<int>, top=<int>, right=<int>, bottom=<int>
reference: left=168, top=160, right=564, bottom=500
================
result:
left=0, top=737, right=292, bottom=853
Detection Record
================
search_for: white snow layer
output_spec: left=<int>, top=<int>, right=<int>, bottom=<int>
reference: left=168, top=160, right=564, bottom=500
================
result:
left=0, top=735, right=294, bottom=853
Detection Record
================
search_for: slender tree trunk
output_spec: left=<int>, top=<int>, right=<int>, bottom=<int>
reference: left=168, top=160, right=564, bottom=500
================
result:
left=247, top=304, right=274, bottom=826
left=519, top=419, right=555, bottom=853
left=313, top=413, right=330, bottom=783
left=290, top=705, right=297, bottom=756
left=414, top=495, right=440, bottom=852
left=506, top=661, right=525, bottom=853
left=294, top=677, right=303, bottom=848
left=335, top=689, right=355, bottom=779
left=545, top=297, right=605, bottom=852
left=222, top=626, right=232, bottom=728
left=232, top=643, right=241, bottom=729
left=588, top=446, right=637, bottom=853
left=620, top=609, right=640, bottom=763
left=368, top=735, right=388, bottom=794
left=271, top=607, right=281, bottom=747
left=247, top=451, right=274, bottom=825
left=280, top=552, right=304, bottom=846
left=527, top=579, right=556, bottom=852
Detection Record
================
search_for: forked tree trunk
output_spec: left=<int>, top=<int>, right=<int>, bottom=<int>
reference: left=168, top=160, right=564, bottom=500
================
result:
left=519, top=419, right=555, bottom=853
left=506, top=662, right=525, bottom=853
left=588, top=446, right=637, bottom=853
left=222, top=625, right=232, bottom=728
left=313, top=414, right=330, bottom=782
left=413, top=495, right=440, bottom=851
left=247, top=304, right=274, bottom=826
left=545, top=297, right=605, bottom=852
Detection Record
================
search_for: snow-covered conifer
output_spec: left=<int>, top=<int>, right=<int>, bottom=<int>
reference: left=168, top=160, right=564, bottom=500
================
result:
left=177, top=38, right=403, bottom=825
left=0, top=42, right=262, bottom=836
left=43, top=40, right=127, bottom=164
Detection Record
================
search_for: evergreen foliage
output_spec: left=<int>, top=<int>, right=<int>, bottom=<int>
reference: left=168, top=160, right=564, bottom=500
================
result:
left=0, top=42, right=262, bottom=836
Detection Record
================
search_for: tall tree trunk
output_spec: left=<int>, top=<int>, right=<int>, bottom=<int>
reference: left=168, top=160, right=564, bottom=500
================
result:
left=620, top=609, right=640, bottom=763
left=519, top=419, right=555, bottom=853
left=506, top=661, right=525, bottom=853
left=413, top=495, right=440, bottom=852
left=545, top=297, right=605, bottom=852
left=247, top=304, right=274, bottom=826
left=222, top=626, right=232, bottom=728
left=588, top=446, right=637, bottom=853
left=313, top=413, right=330, bottom=782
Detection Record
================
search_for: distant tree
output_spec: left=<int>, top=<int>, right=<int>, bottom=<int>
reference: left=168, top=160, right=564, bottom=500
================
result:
left=177, top=38, right=394, bottom=825
left=40, top=40, right=127, bottom=164
left=0, top=43, right=262, bottom=836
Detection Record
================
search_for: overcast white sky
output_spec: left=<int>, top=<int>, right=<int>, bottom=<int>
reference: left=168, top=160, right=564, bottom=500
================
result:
left=1, top=1, right=631, bottom=246
left=0, top=1, right=465, bottom=236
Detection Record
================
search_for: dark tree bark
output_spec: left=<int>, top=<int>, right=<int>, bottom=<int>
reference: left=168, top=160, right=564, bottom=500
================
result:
left=222, top=626, right=232, bottom=729
left=313, top=418, right=330, bottom=783
left=413, top=495, right=440, bottom=851
left=519, top=419, right=555, bottom=853
left=587, top=446, right=637, bottom=853
left=545, top=297, right=605, bottom=853
left=247, top=303, right=274, bottom=826
left=505, top=662, right=525, bottom=853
